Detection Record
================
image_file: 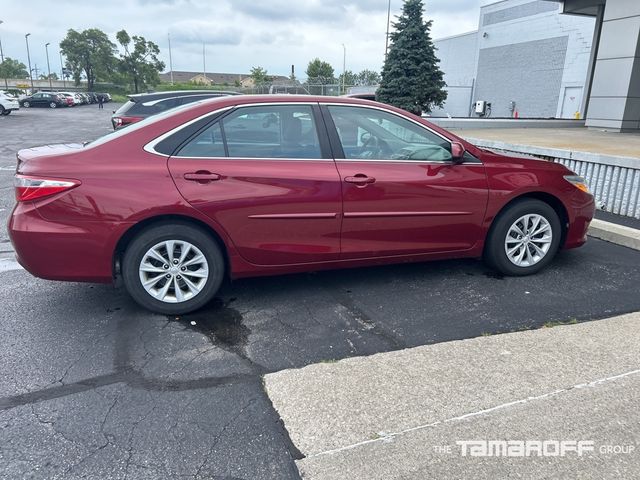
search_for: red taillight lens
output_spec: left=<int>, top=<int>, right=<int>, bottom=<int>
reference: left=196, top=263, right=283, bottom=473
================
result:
left=14, top=175, right=80, bottom=202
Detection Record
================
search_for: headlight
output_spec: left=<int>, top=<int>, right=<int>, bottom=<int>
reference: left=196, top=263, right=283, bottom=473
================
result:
left=564, top=175, right=591, bottom=194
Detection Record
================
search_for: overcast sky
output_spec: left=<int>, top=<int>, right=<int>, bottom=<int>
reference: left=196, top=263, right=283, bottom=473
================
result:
left=0, top=0, right=491, bottom=78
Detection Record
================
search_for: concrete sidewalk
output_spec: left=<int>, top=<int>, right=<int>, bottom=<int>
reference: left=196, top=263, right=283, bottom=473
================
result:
left=265, top=312, right=640, bottom=479
left=455, top=127, right=640, bottom=160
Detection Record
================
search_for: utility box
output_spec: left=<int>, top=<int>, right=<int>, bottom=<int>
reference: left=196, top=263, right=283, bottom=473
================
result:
left=474, top=100, right=487, bottom=115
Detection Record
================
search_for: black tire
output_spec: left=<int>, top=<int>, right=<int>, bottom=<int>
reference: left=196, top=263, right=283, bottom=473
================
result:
left=2, top=110, right=10, bottom=116
left=0, top=105, right=5, bottom=115
left=22, top=101, right=30, bottom=108
left=484, top=199, right=561, bottom=276
left=49, top=102, right=57, bottom=109
left=122, top=223, right=225, bottom=315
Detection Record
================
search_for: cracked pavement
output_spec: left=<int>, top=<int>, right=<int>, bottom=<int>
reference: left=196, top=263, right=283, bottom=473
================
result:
left=2, top=106, right=640, bottom=479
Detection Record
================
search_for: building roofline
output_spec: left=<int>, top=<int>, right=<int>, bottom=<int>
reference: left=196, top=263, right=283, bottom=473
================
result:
left=435, top=30, right=479, bottom=42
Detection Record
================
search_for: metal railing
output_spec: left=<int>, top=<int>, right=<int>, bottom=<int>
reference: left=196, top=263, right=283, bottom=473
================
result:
left=466, top=139, right=640, bottom=219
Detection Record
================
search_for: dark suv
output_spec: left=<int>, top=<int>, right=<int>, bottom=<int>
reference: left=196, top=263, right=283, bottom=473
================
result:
left=110, top=90, right=240, bottom=129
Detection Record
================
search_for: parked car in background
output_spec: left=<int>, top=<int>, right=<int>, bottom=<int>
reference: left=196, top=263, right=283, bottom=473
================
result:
left=111, top=90, right=240, bottom=129
left=19, top=92, right=67, bottom=109
left=0, top=91, right=20, bottom=115
left=9, top=95, right=595, bottom=315
left=56, top=93, right=74, bottom=107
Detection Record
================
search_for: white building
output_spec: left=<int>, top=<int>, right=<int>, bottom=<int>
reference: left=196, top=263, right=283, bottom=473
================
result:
left=432, top=0, right=596, bottom=119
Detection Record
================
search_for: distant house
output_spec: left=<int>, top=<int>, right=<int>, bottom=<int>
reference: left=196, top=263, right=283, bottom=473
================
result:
left=159, top=70, right=289, bottom=86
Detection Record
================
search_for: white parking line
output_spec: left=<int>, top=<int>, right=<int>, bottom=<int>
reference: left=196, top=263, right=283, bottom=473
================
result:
left=0, top=166, right=15, bottom=171
left=0, top=258, right=24, bottom=273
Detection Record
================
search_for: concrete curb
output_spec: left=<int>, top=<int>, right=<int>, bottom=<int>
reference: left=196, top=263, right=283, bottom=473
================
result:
left=588, top=219, right=640, bottom=251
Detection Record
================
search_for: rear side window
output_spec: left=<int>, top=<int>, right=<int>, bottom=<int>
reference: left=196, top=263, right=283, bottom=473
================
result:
left=176, top=105, right=322, bottom=159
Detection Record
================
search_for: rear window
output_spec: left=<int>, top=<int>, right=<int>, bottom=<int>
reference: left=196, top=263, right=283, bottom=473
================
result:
left=113, top=100, right=138, bottom=116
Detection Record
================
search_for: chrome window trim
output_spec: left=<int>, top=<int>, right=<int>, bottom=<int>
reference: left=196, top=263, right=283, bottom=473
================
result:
left=144, top=102, right=322, bottom=159
left=144, top=100, right=465, bottom=163
left=143, top=106, right=235, bottom=157
left=320, top=102, right=453, bottom=146
left=171, top=156, right=334, bottom=162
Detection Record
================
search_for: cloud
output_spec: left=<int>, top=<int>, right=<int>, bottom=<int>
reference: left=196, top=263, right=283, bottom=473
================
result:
left=0, top=0, right=483, bottom=78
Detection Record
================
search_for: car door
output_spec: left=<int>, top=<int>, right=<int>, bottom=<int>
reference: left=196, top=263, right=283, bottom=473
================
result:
left=30, top=93, right=44, bottom=106
left=167, top=103, right=343, bottom=266
left=322, top=104, right=489, bottom=259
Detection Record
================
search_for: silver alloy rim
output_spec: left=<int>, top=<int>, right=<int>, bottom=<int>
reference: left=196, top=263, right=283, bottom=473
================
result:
left=504, top=214, right=553, bottom=267
left=139, top=240, right=209, bottom=303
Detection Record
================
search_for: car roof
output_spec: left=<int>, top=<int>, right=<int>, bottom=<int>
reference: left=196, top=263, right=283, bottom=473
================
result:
left=127, top=90, right=241, bottom=103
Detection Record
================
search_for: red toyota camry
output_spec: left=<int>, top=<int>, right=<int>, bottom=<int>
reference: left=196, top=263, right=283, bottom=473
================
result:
left=8, top=95, right=594, bottom=314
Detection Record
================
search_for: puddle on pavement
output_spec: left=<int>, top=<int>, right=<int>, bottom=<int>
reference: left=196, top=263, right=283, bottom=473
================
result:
left=168, top=297, right=250, bottom=351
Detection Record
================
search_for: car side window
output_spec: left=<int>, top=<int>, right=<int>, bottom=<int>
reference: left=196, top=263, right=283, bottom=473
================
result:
left=327, top=105, right=452, bottom=162
left=176, top=122, right=226, bottom=158
left=176, top=105, right=322, bottom=159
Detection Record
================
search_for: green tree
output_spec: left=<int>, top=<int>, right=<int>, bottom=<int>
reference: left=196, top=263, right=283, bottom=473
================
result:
left=60, top=28, right=117, bottom=90
left=356, top=69, right=381, bottom=86
left=39, top=72, right=59, bottom=80
left=305, top=58, right=335, bottom=83
left=116, top=30, right=165, bottom=93
left=377, top=0, right=446, bottom=114
left=0, top=58, right=28, bottom=78
left=249, top=66, right=270, bottom=85
left=338, top=70, right=358, bottom=89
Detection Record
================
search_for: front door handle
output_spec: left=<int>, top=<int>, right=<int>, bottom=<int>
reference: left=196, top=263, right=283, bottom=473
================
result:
left=183, top=171, right=221, bottom=184
left=344, top=174, right=376, bottom=186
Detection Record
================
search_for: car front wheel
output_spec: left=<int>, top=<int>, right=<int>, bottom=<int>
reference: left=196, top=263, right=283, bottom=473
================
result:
left=484, top=199, right=561, bottom=276
left=122, top=223, right=225, bottom=314
left=22, top=101, right=30, bottom=108
left=49, top=102, right=57, bottom=109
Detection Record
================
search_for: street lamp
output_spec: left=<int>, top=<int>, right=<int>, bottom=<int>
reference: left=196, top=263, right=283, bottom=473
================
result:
left=0, top=20, right=8, bottom=89
left=385, top=0, right=391, bottom=59
left=168, top=33, right=174, bottom=85
left=25, top=33, right=33, bottom=92
left=59, top=50, right=66, bottom=88
left=45, top=42, right=52, bottom=89
left=342, top=44, right=347, bottom=95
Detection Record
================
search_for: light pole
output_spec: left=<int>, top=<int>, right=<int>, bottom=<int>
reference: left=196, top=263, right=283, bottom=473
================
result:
left=385, top=0, right=391, bottom=59
left=25, top=33, right=33, bottom=92
left=168, top=33, right=174, bottom=85
left=59, top=50, right=66, bottom=88
left=0, top=20, right=8, bottom=89
left=202, top=42, right=206, bottom=83
left=342, top=44, right=346, bottom=95
left=45, top=42, right=52, bottom=89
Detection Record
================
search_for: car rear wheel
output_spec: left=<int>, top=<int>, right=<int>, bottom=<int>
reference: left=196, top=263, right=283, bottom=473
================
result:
left=22, top=101, right=30, bottom=108
left=49, top=102, right=57, bottom=109
left=484, top=199, right=561, bottom=276
left=122, top=223, right=225, bottom=314
left=1, top=110, right=10, bottom=116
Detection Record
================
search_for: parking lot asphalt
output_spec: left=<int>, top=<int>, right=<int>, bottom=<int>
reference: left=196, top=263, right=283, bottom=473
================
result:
left=1, top=107, right=640, bottom=479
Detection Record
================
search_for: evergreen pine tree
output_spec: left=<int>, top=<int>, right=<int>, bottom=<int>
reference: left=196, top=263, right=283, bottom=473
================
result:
left=377, top=0, right=447, bottom=115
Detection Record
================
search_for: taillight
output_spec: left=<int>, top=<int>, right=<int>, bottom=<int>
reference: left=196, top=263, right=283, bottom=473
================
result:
left=14, top=175, right=80, bottom=202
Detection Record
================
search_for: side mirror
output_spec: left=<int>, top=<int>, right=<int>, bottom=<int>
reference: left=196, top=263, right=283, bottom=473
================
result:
left=451, top=142, right=466, bottom=162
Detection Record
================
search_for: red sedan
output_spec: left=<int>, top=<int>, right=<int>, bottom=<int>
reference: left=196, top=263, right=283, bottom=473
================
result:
left=8, top=95, right=594, bottom=314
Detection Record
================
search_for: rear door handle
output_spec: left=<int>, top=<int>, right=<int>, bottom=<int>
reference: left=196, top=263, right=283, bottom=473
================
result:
left=183, top=171, right=221, bottom=183
left=344, top=174, right=376, bottom=185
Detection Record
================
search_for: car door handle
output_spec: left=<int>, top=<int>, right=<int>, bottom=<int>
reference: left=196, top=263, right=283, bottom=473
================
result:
left=344, top=174, right=376, bottom=185
left=183, top=172, right=221, bottom=183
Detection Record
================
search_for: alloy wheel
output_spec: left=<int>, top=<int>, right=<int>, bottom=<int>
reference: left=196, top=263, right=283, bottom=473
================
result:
left=504, top=214, right=553, bottom=267
left=138, top=240, right=209, bottom=303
